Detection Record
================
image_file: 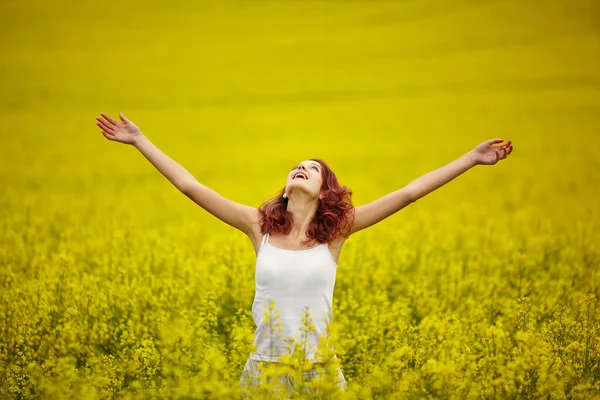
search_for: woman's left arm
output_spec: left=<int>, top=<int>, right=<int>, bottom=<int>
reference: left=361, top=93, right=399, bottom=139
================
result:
left=349, top=139, right=513, bottom=235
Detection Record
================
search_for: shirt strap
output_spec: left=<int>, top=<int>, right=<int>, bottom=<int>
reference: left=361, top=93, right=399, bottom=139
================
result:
left=261, top=233, right=270, bottom=245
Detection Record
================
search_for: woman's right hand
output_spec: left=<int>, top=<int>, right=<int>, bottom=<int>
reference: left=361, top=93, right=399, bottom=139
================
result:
left=95, top=112, right=143, bottom=145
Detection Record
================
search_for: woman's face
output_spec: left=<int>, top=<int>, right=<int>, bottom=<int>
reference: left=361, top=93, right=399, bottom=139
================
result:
left=285, top=160, right=323, bottom=199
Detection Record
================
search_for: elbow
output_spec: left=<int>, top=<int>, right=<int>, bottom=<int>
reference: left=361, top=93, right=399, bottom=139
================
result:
left=178, top=179, right=196, bottom=195
left=404, top=188, right=417, bottom=204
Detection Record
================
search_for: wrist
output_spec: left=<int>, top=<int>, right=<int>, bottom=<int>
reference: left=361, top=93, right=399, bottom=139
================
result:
left=464, top=150, right=479, bottom=167
left=133, top=133, right=148, bottom=148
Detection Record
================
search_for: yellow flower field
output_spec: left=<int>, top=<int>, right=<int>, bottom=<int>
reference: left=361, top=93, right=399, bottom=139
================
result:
left=1, top=0, right=599, bottom=398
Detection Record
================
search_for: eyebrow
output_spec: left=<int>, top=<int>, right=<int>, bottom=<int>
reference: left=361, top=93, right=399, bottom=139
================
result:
left=292, top=162, right=320, bottom=170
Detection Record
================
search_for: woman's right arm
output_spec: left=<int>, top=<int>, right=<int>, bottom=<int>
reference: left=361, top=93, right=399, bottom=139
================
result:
left=95, top=112, right=259, bottom=237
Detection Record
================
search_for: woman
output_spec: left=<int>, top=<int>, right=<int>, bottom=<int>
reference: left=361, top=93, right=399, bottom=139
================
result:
left=95, top=112, right=513, bottom=394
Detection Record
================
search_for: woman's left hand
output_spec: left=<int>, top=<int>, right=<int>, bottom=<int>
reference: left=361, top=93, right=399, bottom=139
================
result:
left=471, top=139, right=513, bottom=166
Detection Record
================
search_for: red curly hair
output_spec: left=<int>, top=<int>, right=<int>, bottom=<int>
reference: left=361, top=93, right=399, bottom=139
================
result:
left=258, top=159, right=354, bottom=246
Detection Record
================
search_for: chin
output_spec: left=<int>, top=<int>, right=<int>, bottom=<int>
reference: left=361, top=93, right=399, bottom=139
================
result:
left=288, top=184, right=316, bottom=194
left=289, top=181, right=307, bottom=189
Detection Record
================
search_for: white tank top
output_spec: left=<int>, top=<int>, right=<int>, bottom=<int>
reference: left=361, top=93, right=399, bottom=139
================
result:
left=250, top=232, right=338, bottom=362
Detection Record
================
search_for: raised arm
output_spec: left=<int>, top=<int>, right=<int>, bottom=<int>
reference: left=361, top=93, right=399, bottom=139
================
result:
left=95, top=112, right=258, bottom=237
left=350, top=139, right=513, bottom=235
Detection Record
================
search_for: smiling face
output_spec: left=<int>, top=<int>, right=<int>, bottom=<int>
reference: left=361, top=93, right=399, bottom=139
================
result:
left=285, top=160, right=324, bottom=200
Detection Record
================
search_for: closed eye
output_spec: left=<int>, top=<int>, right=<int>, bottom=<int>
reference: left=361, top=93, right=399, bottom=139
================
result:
left=291, top=164, right=320, bottom=172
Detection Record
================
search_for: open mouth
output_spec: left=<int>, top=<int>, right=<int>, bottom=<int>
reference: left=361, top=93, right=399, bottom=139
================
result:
left=293, top=172, right=308, bottom=180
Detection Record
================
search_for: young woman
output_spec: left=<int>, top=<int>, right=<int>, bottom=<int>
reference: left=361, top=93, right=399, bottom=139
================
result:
left=95, top=112, right=513, bottom=393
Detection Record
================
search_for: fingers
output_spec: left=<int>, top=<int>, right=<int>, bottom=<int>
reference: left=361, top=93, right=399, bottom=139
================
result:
left=101, top=130, right=115, bottom=141
left=500, top=141, right=513, bottom=156
left=496, top=144, right=513, bottom=160
left=96, top=115, right=116, bottom=140
left=100, top=112, right=118, bottom=125
left=487, top=138, right=504, bottom=145
left=96, top=118, right=114, bottom=133
left=119, top=112, right=130, bottom=124
left=493, top=139, right=513, bottom=155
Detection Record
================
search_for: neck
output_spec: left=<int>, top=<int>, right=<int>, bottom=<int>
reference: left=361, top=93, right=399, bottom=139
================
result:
left=286, top=193, right=319, bottom=239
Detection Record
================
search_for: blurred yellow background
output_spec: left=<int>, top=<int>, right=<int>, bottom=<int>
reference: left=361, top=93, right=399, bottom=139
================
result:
left=1, top=0, right=598, bottom=235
